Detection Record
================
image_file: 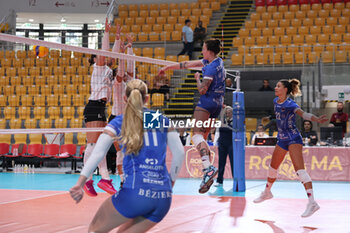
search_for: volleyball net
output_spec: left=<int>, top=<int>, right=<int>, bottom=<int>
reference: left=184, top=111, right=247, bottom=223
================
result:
left=0, top=33, right=199, bottom=134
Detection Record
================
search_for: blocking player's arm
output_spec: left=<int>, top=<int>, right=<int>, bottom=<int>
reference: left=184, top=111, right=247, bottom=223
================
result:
left=158, top=60, right=203, bottom=75
left=96, top=18, right=110, bottom=66
left=167, top=129, right=185, bottom=186
left=195, top=72, right=212, bottom=95
left=295, top=109, right=328, bottom=124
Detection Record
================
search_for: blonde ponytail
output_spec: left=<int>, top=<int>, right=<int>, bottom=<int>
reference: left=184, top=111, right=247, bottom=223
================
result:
left=119, top=79, right=148, bottom=155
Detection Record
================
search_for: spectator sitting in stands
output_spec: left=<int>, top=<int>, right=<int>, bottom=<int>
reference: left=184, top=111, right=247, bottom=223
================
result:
left=301, top=120, right=318, bottom=146
left=150, top=75, right=170, bottom=101
left=194, top=20, right=206, bottom=47
left=225, top=78, right=235, bottom=92
left=251, top=124, right=269, bottom=145
left=259, top=79, right=274, bottom=91
left=330, top=101, right=348, bottom=137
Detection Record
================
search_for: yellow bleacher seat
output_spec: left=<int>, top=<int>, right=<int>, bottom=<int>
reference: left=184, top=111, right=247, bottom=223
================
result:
left=318, top=9, right=329, bottom=18
left=256, top=6, right=266, bottom=13
left=245, top=118, right=257, bottom=131
left=3, top=85, right=14, bottom=95
left=55, top=118, right=67, bottom=128
left=323, top=3, right=333, bottom=10
left=8, top=95, right=20, bottom=106
left=64, top=133, right=74, bottom=144
left=47, top=95, right=59, bottom=106
left=311, top=3, right=322, bottom=11
left=29, top=133, right=43, bottom=144
left=283, top=11, right=294, bottom=20
left=233, top=37, right=243, bottom=47
left=48, top=106, right=60, bottom=119
left=160, top=9, right=169, bottom=18
left=261, top=12, right=271, bottom=21
left=118, top=11, right=128, bottom=19
left=0, top=95, right=6, bottom=106
left=5, top=50, right=15, bottom=59
left=4, top=106, right=16, bottom=119
left=0, top=134, right=11, bottom=143
left=149, top=32, right=159, bottom=42
left=129, top=10, right=138, bottom=18
left=250, top=28, right=260, bottom=37
left=18, top=106, right=30, bottom=119
left=190, top=2, right=199, bottom=9
left=244, top=21, right=254, bottom=29
left=70, top=118, right=83, bottom=128
left=77, top=132, right=86, bottom=145
left=25, top=119, right=37, bottom=129
left=9, top=119, right=22, bottom=129
left=60, top=94, right=72, bottom=106
left=286, top=26, right=297, bottom=35
left=278, top=5, right=288, bottom=12
left=11, top=76, right=22, bottom=86
left=149, top=3, right=158, bottom=11
left=33, top=107, right=46, bottom=119
left=21, top=95, right=32, bottom=106
left=342, top=8, right=350, bottom=17
left=39, top=118, right=51, bottom=129
left=245, top=37, right=255, bottom=46
left=295, top=52, right=306, bottom=64
left=151, top=93, right=164, bottom=107
left=338, top=17, right=349, bottom=26
left=295, top=11, right=306, bottom=19
left=14, top=134, right=27, bottom=144
left=267, top=5, right=277, bottom=13
left=166, top=55, right=177, bottom=62
left=231, top=54, right=243, bottom=65
left=13, top=58, right=23, bottom=67
left=178, top=55, right=189, bottom=62
left=305, top=34, right=316, bottom=44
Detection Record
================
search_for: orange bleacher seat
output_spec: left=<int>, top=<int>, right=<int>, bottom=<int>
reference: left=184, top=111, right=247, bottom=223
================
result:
left=166, top=55, right=177, bottom=62
left=239, top=28, right=249, bottom=37
left=131, top=25, right=141, bottom=34
left=295, top=11, right=306, bottom=19
left=323, top=3, right=333, bottom=10
left=142, top=48, right=153, bottom=57
left=159, top=3, right=168, bottom=10
left=8, top=95, right=20, bottom=106
left=274, top=27, right=284, bottom=36
left=334, top=2, right=345, bottom=10
left=156, top=16, right=166, bottom=25
left=318, top=34, right=329, bottom=44
left=281, top=35, right=292, bottom=45
left=307, top=10, right=317, bottom=19
left=62, top=106, right=75, bottom=119
left=278, top=5, right=288, bottom=12
left=257, top=36, right=268, bottom=46
left=178, top=55, right=189, bottom=62
left=137, top=32, right=148, bottom=42
left=160, top=9, right=169, bottom=18
left=256, top=6, right=266, bottom=13
left=231, top=54, right=243, bottom=65
left=318, top=9, right=329, bottom=18
left=48, top=106, right=60, bottom=119
left=250, top=28, right=261, bottom=37
left=149, top=32, right=159, bottom=41
left=244, top=21, right=255, bottom=29
left=305, top=34, right=317, bottom=44
left=293, top=35, right=305, bottom=45
left=291, top=19, right=302, bottom=27
left=284, top=11, right=294, bottom=20
left=118, top=11, right=128, bottom=19
left=153, top=24, right=163, bottom=33
left=211, top=2, right=220, bottom=11
left=331, top=34, right=342, bottom=44
left=167, top=16, right=177, bottom=25
left=149, top=10, right=159, bottom=18
left=139, top=10, right=149, bottom=18
left=181, top=9, right=191, bottom=17
left=267, top=6, right=277, bottom=13
left=142, top=24, right=152, bottom=33
left=124, top=17, right=134, bottom=26
left=33, top=95, right=46, bottom=106
left=135, top=17, right=145, bottom=26
left=322, top=51, right=333, bottom=63
left=302, top=18, right=313, bottom=27
left=267, top=20, right=278, bottom=28
left=149, top=3, right=158, bottom=11
left=335, top=50, right=347, bottom=62
left=171, top=31, right=182, bottom=41
left=308, top=52, right=319, bottom=63
left=282, top=52, right=294, bottom=64
left=21, top=95, right=32, bottom=106
left=151, top=93, right=164, bottom=107
left=256, top=20, right=266, bottom=28
left=325, top=43, right=337, bottom=52
left=286, top=26, right=297, bottom=35
left=233, top=37, right=243, bottom=47
left=338, top=17, right=349, bottom=26
left=295, top=52, right=306, bottom=64
left=25, top=119, right=37, bottom=129
left=322, top=25, right=333, bottom=34
left=261, top=12, right=271, bottom=21
left=279, top=19, right=290, bottom=27
left=4, top=106, right=16, bottom=119
left=244, top=53, right=255, bottom=65
left=256, top=53, right=270, bottom=64
left=245, top=37, right=255, bottom=46
left=273, top=12, right=283, bottom=20
left=114, top=18, right=123, bottom=26
left=342, top=8, right=350, bottom=17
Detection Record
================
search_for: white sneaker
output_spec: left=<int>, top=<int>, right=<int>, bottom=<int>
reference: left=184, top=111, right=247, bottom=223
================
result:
left=253, top=189, right=273, bottom=203
left=301, top=201, right=320, bottom=218
left=214, top=181, right=223, bottom=187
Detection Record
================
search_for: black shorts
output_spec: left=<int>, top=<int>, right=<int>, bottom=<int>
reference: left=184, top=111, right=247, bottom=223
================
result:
left=83, top=100, right=107, bottom=123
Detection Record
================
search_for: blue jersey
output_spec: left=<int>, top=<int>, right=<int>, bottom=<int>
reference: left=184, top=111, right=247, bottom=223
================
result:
left=201, top=57, right=225, bottom=97
left=107, top=111, right=172, bottom=192
left=274, top=97, right=301, bottom=141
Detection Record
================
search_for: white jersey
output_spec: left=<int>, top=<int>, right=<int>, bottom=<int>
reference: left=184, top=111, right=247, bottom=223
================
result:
left=89, top=64, right=113, bottom=102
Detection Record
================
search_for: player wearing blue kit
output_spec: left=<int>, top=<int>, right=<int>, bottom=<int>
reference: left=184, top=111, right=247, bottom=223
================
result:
left=159, top=39, right=225, bottom=194
left=70, top=79, right=185, bottom=233
left=253, top=79, right=328, bottom=218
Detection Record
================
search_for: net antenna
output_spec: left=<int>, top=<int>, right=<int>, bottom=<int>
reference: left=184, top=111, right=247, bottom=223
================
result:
left=226, top=69, right=241, bottom=92
left=106, top=0, right=118, bottom=23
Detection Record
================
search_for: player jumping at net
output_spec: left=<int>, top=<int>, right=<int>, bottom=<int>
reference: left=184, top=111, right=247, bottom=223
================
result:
left=70, top=79, right=185, bottom=233
left=108, top=24, right=135, bottom=187
left=159, top=39, right=225, bottom=193
left=83, top=18, right=117, bottom=196
left=253, top=79, right=328, bottom=217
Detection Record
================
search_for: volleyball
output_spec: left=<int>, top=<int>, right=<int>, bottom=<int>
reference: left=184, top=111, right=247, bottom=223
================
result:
left=33, top=45, right=49, bottom=58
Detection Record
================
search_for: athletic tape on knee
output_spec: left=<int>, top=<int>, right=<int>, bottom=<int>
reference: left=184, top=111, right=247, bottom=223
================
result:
left=268, top=165, right=278, bottom=179
left=192, top=134, right=205, bottom=147
left=296, top=169, right=312, bottom=184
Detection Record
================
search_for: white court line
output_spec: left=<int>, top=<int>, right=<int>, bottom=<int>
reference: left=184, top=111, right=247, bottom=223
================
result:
left=11, top=224, right=50, bottom=233
left=55, top=225, right=86, bottom=233
left=0, top=191, right=66, bottom=205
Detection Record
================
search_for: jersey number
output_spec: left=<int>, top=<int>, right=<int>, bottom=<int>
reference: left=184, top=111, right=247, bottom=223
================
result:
left=144, top=130, right=158, bottom=147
